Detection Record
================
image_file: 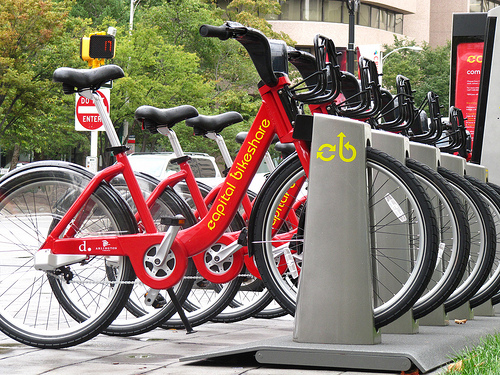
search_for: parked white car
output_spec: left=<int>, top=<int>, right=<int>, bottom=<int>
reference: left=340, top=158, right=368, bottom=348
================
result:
left=127, top=151, right=274, bottom=208
left=127, top=152, right=222, bottom=185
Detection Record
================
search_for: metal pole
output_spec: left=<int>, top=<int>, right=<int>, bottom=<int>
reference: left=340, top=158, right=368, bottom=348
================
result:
left=347, top=0, right=359, bottom=74
left=348, top=9, right=355, bottom=73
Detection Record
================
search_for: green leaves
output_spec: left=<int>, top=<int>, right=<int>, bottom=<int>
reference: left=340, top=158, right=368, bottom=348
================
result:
left=0, top=0, right=290, bottom=166
left=382, top=36, right=451, bottom=115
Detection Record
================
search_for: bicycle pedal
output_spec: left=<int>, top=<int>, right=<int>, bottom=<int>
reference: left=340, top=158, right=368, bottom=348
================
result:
left=144, top=292, right=167, bottom=308
left=160, top=215, right=186, bottom=226
left=152, top=293, right=166, bottom=309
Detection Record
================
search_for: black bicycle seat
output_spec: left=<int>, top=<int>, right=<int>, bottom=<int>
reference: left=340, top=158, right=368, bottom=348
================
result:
left=235, top=131, right=279, bottom=144
left=186, top=111, right=243, bottom=135
left=135, top=105, right=199, bottom=133
left=53, top=65, right=124, bottom=93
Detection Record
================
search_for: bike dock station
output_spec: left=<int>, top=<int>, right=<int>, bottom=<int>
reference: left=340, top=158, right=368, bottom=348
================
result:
left=182, top=114, right=500, bottom=373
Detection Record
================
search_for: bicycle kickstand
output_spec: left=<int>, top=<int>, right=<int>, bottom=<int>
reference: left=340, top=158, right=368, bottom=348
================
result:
left=166, top=288, right=196, bottom=334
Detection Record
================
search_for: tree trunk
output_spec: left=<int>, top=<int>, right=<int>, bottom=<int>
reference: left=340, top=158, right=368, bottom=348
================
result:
left=9, top=144, right=20, bottom=171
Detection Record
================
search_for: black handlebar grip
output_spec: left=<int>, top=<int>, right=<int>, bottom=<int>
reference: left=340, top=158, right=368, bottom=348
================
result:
left=199, top=25, right=231, bottom=40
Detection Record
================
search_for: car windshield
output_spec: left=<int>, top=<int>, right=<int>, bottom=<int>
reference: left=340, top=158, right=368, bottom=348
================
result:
left=257, top=159, right=272, bottom=174
left=128, top=154, right=170, bottom=179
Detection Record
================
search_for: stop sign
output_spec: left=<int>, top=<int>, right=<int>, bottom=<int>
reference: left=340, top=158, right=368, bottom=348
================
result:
left=75, top=89, right=110, bottom=131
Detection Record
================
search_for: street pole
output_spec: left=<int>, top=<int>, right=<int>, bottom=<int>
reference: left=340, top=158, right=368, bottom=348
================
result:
left=347, top=0, right=360, bottom=74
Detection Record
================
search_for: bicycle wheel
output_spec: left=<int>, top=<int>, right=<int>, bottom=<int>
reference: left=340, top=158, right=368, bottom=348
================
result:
left=437, top=167, right=496, bottom=312
left=211, top=269, right=276, bottom=323
left=252, top=302, right=288, bottom=319
left=212, top=190, right=280, bottom=323
left=488, top=183, right=500, bottom=306
left=464, top=176, right=500, bottom=308
left=250, top=148, right=438, bottom=329
left=0, top=162, right=136, bottom=348
left=406, top=159, right=470, bottom=319
left=96, top=173, right=197, bottom=336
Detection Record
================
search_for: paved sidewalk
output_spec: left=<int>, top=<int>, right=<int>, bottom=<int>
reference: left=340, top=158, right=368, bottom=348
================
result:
left=0, top=316, right=446, bottom=375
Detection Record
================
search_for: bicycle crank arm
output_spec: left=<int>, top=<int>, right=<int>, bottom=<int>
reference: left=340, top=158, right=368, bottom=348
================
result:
left=211, top=240, right=242, bottom=264
left=153, top=215, right=185, bottom=268
left=144, top=289, right=160, bottom=306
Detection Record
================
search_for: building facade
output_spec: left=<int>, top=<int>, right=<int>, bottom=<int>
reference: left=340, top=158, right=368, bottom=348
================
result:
left=266, top=0, right=500, bottom=49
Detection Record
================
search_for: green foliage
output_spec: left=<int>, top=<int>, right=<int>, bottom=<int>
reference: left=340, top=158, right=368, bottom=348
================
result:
left=0, top=0, right=89, bottom=161
left=446, top=334, right=500, bottom=375
left=69, top=0, right=128, bottom=26
left=382, top=36, right=451, bottom=115
left=0, top=0, right=289, bottom=166
left=225, top=0, right=295, bottom=46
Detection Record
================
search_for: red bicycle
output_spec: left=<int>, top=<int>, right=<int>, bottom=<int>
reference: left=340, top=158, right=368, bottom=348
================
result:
left=0, top=22, right=437, bottom=348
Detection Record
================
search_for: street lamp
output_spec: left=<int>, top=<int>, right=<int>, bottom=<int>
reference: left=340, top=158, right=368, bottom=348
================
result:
left=346, top=0, right=360, bottom=74
left=382, top=46, right=423, bottom=62
left=129, top=0, right=141, bottom=34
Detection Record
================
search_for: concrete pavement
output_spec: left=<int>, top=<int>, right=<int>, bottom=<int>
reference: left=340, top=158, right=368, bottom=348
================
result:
left=0, top=315, right=450, bottom=375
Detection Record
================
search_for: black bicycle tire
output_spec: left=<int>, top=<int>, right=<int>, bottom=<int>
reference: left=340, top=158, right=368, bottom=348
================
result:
left=406, top=158, right=470, bottom=319
left=250, top=148, right=438, bottom=329
left=0, top=163, right=136, bottom=348
left=464, top=176, right=500, bottom=308
left=487, top=182, right=500, bottom=306
left=437, top=167, right=496, bottom=312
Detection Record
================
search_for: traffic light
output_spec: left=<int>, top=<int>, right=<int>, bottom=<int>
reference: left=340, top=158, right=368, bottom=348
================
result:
left=80, top=31, right=116, bottom=67
left=89, top=35, right=115, bottom=59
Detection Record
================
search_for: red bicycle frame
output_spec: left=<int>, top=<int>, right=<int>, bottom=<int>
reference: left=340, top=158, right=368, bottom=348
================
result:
left=42, top=76, right=311, bottom=290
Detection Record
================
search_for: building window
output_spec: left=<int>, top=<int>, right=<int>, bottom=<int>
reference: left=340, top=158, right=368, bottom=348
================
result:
left=302, top=0, right=322, bottom=21
left=395, top=14, right=403, bottom=34
left=266, top=0, right=403, bottom=34
left=469, top=0, right=500, bottom=12
left=370, top=7, right=380, bottom=28
left=324, top=0, right=342, bottom=22
left=358, top=4, right=370, bottom=27
left=281, top=0, right=301, bottom=20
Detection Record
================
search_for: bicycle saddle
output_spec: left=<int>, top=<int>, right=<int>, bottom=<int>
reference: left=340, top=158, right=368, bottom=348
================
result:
left=186, top=111, right=243, bottom=135
left=53, top=64, right=124, bottom=94
left=135, top=105, right=199, bottom=134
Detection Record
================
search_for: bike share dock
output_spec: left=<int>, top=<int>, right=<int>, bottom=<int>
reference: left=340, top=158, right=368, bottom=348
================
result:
left=182, top=114, right=500, bottom=373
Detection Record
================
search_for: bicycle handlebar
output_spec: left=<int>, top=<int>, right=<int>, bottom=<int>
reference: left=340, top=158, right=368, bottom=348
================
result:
left=199, top=24, right=234, bottom=40
left=200, top=22, right=280, bottom=87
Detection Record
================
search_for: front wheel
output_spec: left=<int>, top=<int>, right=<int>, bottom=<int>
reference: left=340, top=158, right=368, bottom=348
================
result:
left=250, top=148, right=438, bottom=329
left=0, top=163, right=136, bottom=348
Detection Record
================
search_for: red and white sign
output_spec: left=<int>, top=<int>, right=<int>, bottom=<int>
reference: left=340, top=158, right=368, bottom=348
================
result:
left=75, top=89, right=110, bottom=131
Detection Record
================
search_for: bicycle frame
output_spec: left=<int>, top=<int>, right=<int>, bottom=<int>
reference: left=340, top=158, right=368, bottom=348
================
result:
left=39, top=76, right=311, bottom=290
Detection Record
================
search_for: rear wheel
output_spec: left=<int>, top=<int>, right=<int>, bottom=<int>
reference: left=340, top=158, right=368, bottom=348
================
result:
left=0, top=163, right=136, bottom=348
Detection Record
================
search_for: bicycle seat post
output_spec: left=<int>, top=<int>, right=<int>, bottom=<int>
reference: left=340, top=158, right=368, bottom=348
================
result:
left=80, top=89, right=121, bottom=147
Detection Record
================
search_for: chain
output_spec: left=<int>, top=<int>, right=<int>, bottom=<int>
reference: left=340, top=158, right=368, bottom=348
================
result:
left=53, top=273, right=256, bottom=285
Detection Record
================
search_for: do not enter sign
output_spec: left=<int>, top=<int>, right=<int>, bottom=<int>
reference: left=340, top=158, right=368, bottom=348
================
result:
left=75, top=89, right=110, bottom=131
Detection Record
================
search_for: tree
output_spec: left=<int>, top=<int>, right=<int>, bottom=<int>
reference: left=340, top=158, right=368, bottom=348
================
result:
left=382, top=36, right=451, bottom=116
left=130, top=0, right=264, bottom=162
left=0, top=0, right=87, bottom=166
left=69, top=0, right=128, bottom=26
left=225, top=0, right=294, bottom=45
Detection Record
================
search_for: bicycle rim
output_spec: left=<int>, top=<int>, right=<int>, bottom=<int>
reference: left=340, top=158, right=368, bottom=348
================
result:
left=0, top=165, right=136, bottom=348
left=251, top=149, right=437, bottom=329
